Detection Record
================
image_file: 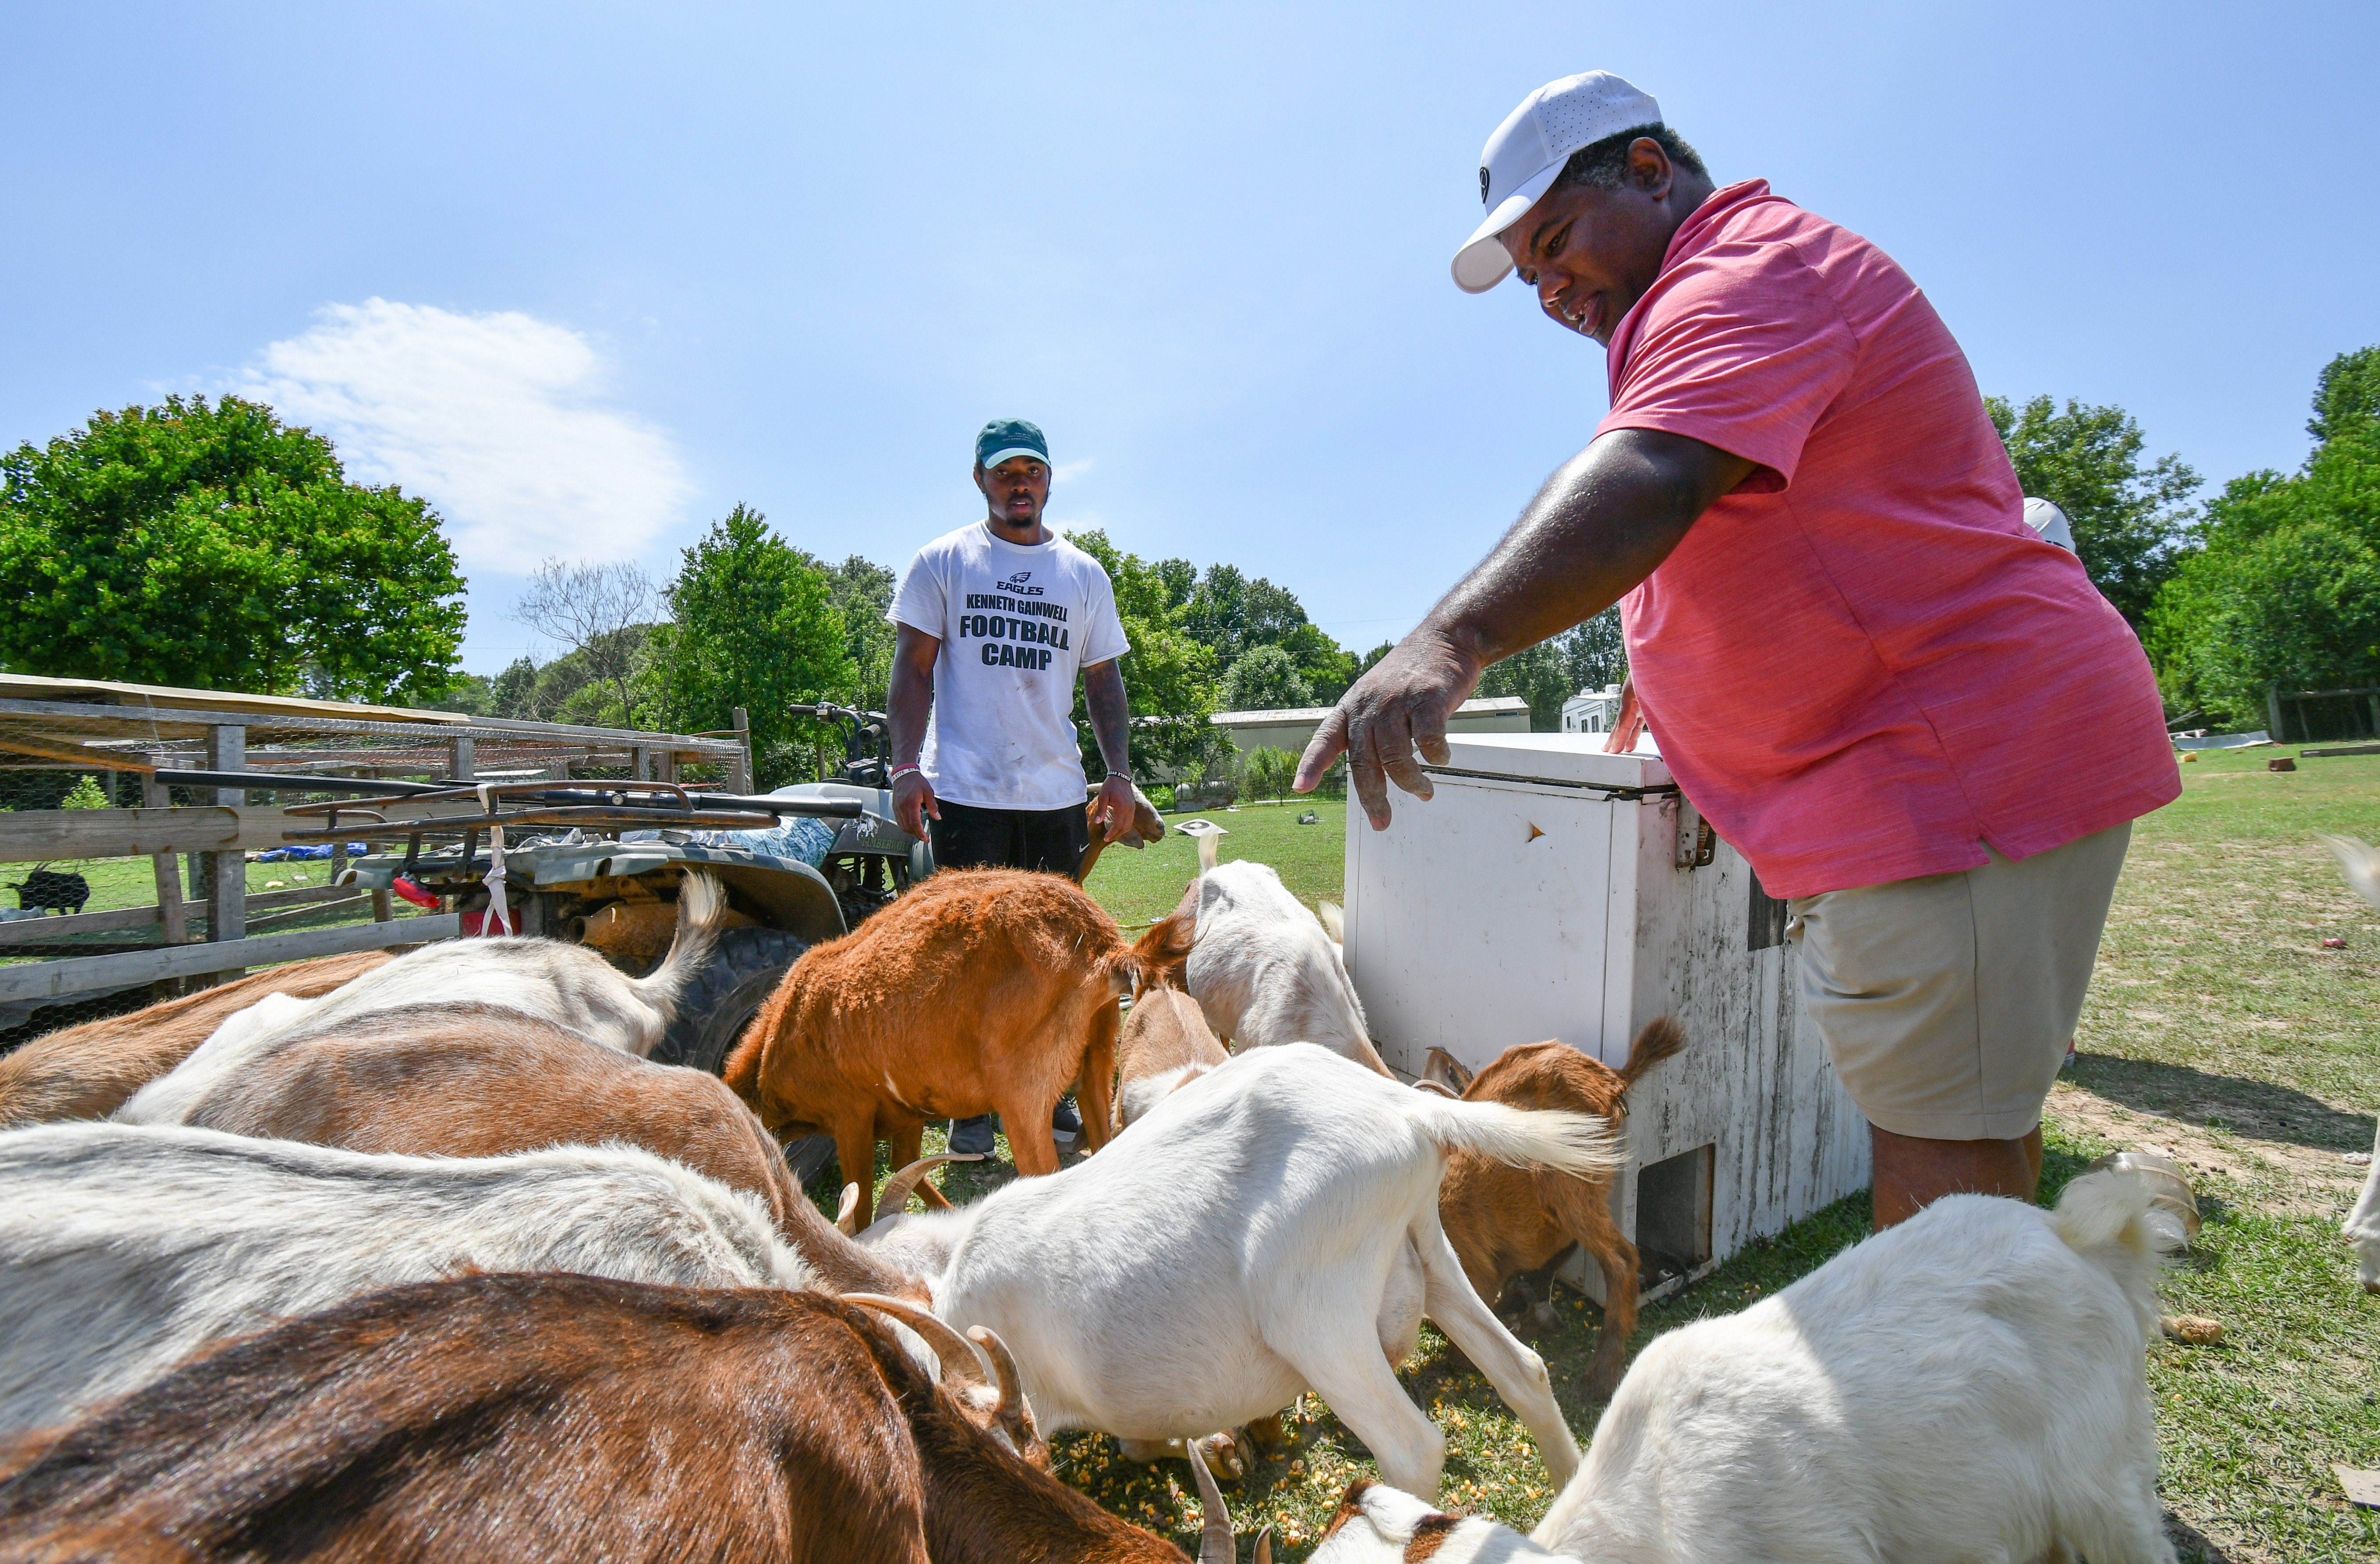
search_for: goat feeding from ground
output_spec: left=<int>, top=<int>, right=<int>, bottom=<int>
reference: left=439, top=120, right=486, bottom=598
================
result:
left=1111, top=985, right=1229, bottom=1135
left=0, top=1272, right=1235, bottom=1564
left=113, top=874, right=727, bottom=1133
left=1425, top=1019, right=1686, bottom=1397
left=859, top=1043, right=1618, bottom=1500
left=1306, top=1170, right=2182, bottom=1564
left=0, top=1123, right=815, bottom=1433
left=0, top=952, right=392, bottom=1129
left=726, top=868, right=1191, bottom=1190
left=2318, top=833, right=2380, bottom=1292
left=1177, top=860, right=1390, bottom=1076
left=120, top=1002, right=918, bottom=1300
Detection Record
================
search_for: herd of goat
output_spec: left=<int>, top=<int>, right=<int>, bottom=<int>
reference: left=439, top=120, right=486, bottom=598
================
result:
left=0, top=834, right=2369, bottom=1561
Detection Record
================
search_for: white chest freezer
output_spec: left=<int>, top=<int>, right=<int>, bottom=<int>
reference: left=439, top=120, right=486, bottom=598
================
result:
left=1340, top=733, right=1869, bottom=1284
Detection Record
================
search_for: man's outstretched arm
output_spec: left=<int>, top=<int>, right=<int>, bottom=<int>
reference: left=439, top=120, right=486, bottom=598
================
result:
left=1296, top=427, right=1754, bottom=829
left=1083, top=659, right=1136, bottom=844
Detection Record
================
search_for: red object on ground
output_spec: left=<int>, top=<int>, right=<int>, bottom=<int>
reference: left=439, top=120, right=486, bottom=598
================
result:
left=390, top=876, right=440, bottom=910
left=2323, top=937, right=2349, bottom=949
left=2268, top=757, right=2298, bottom=772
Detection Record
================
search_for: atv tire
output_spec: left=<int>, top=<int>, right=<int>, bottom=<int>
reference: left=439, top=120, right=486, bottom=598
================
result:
left=654, top=926, right=809, bottom=1076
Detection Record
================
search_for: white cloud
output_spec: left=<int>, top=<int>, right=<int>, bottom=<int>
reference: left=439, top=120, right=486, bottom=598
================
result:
left=238, top=299, right=693, bottom=574
left=1053, top=457, right=1096, bottom=483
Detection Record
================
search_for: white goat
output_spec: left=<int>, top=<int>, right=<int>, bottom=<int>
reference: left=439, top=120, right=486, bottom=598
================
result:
left=860, top=1043, right=1616, bottom=1499
left=114, top=876, right=726, bottom=1129
left=2319, top=834, right=2380, bottom=1292
left=1182, top=859, right=1390, bottom=1075
left=1307, top=1170, right=2180, bottom=1564
left=0, top=1121, right=809, bottom=1432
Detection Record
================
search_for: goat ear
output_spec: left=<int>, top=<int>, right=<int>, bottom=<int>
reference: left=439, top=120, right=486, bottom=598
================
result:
left=836, top=1183, right=861, bottom=1236
left=1421, top=1047, right=1475, bottom=1097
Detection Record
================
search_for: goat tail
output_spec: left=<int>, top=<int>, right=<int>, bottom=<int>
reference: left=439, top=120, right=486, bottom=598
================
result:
left=632, top=872, right=730, bottom=1020
left=2050, top=1168, right=2181, bottom=1337
left=1616, top=1015, right=1687, bottom=1088
left=1104, top=912, right=1197, bottom=1000
left=1417, top=1096, right=1624, bottom=1182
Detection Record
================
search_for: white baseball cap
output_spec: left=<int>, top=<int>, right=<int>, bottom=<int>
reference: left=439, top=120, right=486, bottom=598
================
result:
left=2022, top=497, right=2077, bottom=551
left=1451, top=71, right=1664, bottom=294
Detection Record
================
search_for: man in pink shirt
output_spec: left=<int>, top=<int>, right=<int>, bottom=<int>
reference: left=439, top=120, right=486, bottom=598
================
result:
left=1296, top=71, right=2178, bottom=1226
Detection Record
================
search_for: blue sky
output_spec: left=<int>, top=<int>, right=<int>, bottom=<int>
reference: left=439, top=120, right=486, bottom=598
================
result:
left=5, top=2, right=2374, bottom=676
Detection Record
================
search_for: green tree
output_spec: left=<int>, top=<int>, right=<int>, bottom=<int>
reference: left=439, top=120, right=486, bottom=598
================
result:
left=1064, top=530, right=1223, bottom=780
left=1477, top=640, right=1577, bottom=730
left=1985, top=394, right=2200, bottom=630
left=649, top=505, right=854, bottom=787
left=810, top=555, right=897, bottom=711
left=1243, top=745, right=1297, bottom=801
left=2310, top=344, right=2380, bottom=445
left=488, top=656, right=543, bottom=719
left=0, top=396, right=467, bottom=700
left=2147, top=350, right=2380, bottom=729
left=1219, top=645, right=1315, bottom=712
left=58, top=775, right=110, bottom=810
left=1181, top=563, right=1355, bottom=701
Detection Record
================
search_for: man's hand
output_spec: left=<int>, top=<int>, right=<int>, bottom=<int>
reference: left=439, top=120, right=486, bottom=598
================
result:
left=1090, top=772, right=1137, bottom=844
left=893, top=769, right=940, bottom=841
left=1294, top=428, right=1750, bottom=832
left=1294, top=629, right=1483, bottom=831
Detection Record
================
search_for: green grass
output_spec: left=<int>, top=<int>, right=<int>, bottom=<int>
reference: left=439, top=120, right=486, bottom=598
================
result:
left=837, top=754, right=2380, bottom=1560
left=0, top=853, right=426, bottom=970
left=1082, top=797, right=1346, bottom=928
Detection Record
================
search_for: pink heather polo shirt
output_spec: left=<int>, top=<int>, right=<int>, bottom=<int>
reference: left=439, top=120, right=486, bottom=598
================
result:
left=1597, top=179, right=2178, bottom=899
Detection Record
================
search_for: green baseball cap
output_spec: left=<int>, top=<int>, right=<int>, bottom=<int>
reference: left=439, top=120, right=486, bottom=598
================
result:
left=975, top=418, right=1050, bottom=471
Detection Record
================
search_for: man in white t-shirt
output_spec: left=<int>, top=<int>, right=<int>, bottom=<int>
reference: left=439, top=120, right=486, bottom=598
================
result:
left=885, top=418, right=1139, bottom=1155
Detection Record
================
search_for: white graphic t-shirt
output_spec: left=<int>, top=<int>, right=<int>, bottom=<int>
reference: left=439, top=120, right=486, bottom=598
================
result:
left=887, top=524, right=1130, bottom=811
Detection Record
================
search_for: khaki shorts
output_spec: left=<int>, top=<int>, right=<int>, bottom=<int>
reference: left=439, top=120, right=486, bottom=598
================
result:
left=1787, top=823, right=2131, bottom=1141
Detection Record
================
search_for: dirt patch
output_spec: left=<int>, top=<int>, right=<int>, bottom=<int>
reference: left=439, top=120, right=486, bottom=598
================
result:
left=2048, top=1078, right=2370, bottom=1215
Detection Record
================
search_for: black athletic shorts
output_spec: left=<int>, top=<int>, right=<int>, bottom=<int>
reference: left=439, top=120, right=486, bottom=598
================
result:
left=929, top=798, right=1088, bottom=876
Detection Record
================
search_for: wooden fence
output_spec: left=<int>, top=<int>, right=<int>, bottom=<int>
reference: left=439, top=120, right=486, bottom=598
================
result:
left=0, top=676, right=751, bottom=1022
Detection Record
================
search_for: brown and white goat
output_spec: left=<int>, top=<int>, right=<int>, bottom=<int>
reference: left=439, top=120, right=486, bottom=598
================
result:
left=0, top=1272, right=1238, bottom=1564
left=0, top=952, right=391, bottom=1129
left=1110, top=985, right=1230, bottom=1136
left=726, top=868, right=1191, bottom=1189
left=1426, top=1018, right=1685, bottom=1398
left=146, top=1002, right=919, bottom=1300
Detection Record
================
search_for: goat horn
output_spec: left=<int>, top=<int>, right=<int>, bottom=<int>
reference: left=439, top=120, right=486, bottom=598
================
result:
left=835, top=1182, right=861, bottom=1237
left=837, top=1293, right=988, bottom=1391
left=966, top=1324, right=1036, bottom=1452
left=1251, top=1523, right=1273, bottom=1564
left=874, top=1153, right=982, bottom=1223
left=1410, top=1079, right=1460, bottom=1099
left=1186, top=1436, right=1235, bottom=1564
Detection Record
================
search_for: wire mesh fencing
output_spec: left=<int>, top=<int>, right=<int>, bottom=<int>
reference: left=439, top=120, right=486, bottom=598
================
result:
left=0, top=677, right=749, bottom=1057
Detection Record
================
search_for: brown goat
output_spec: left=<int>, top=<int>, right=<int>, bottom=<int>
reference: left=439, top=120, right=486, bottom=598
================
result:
left=726, top=868, right=1192, bottom=1191
left=0, top=952, right=392, bottom=1128
left=0, top=1272, right=1221, bottom=1563
left=166, top=1002, right=921, bottom=1301
left=1111, top=985, right=1229, bottom=1135
left=1432, top=1017, right=1686, bottom=1398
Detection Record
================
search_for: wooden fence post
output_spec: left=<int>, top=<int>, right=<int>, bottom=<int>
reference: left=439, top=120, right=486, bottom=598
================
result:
left=2266, top=686, right=2287, bottom=744
left=731, top=708, right=752, bottom=792
left=205, top=725, right=247, bottom=981
left=141, top=772, right=190, bottom=999
left=449, top=737, right=476, bottom=780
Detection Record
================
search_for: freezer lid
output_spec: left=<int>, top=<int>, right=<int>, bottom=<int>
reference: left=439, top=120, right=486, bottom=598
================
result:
left=1428, top=732, right=1674, bottom=790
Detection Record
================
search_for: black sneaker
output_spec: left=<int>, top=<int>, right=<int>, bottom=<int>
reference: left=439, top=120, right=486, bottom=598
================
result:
left=948, top=1115, right=996, bottom=1157
left=1051, top=1095, right=1082, bottom=1149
